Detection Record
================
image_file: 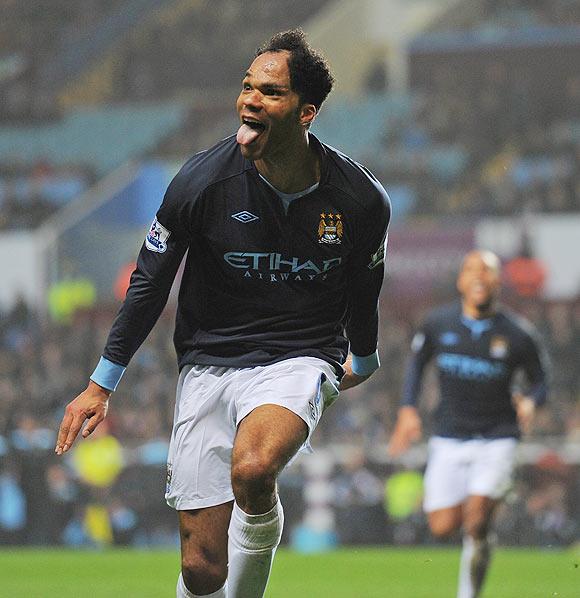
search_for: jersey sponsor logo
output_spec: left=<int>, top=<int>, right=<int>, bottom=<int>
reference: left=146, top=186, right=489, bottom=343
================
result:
left=318, top=212, right=343, bottom=244
left=368, top=232, right=388, bottom=270
left=146, top=218, right=171, bottom=253
left=437, top=352, right=507, bottom=381
left=223, top=251, right=342, bottom=282
left=490, top=335, right=509, bottom=359
left=440, top=332, right=460, bottom=346
left=231, top=210, right=259, bottom=223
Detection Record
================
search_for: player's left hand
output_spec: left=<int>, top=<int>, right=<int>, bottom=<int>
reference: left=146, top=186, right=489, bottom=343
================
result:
left=339, top=354, right=372, bottom=391
left=512, top=393, right=536, bottom=435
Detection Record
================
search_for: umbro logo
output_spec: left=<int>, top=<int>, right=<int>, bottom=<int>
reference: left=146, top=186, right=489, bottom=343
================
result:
left=232, top=211, right=259, bottom=223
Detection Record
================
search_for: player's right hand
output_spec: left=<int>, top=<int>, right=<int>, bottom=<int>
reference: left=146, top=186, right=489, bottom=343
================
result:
left=55, top=381, right=111, bottom=455
left=387, top=406, right=423, bottom=457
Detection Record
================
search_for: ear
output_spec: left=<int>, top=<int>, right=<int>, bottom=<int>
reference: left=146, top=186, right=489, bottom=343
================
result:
left=299, top=103, right=317, bottom=127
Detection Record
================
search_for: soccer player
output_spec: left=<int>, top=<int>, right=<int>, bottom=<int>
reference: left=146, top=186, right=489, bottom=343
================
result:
left=388, top=250, right=549, bottom=598
left=55, top=30, right=390, bottom=598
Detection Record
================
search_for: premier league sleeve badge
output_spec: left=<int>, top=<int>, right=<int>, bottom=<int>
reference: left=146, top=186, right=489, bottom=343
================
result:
left=145, top=218, right=171, bottom=253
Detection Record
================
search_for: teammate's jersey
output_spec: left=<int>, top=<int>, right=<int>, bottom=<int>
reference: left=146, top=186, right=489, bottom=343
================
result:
left=102, top=134, right=391, bottom=375
left=402, top=302, right=549, bottom=438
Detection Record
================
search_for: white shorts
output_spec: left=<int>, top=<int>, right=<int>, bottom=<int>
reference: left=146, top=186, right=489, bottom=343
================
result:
left=423, top=436, right=518, bottom=512
left=165, top=356, right=340, bottom=511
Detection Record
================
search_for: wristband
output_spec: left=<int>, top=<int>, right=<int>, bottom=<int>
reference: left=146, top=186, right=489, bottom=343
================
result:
left=351, top=351, right=380, bottom=376
left=90, top=356, right=126, bottom=392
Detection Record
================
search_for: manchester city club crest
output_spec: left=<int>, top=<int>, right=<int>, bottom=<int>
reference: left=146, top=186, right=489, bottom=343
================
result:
left=318, top=212, right=343, bottom=244
left=490, top=335, right=509, bottom=359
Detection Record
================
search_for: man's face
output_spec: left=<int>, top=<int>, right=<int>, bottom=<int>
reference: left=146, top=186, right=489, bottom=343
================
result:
left=457, top=251, right=501, bottom=311
left=236, top=51, right=311, bottom=160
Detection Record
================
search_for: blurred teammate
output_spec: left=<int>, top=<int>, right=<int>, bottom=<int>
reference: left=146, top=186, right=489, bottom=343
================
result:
left=389, top=250, right=549, bottom=598
left=55, top=29, right=390, bottom=598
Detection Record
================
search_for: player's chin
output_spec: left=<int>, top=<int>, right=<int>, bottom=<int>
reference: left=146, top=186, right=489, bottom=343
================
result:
left=239, top=139, right=265, bottom=160
left=473, top=294, right=494, bottom=311
left=240, top=130, right=270, bottom=158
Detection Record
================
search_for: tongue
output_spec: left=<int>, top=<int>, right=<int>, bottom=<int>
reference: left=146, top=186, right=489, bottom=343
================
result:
left=237, top=123, right=261, bottom=146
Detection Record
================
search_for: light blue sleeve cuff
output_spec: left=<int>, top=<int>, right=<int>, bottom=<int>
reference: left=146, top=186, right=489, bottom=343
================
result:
left=90, top=356, right=126, bottom=392
left=351, top=350, right=380, bottom=376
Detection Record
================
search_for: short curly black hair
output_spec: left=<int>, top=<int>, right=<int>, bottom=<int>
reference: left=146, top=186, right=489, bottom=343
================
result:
left=256, top=29, right=334, bottom=110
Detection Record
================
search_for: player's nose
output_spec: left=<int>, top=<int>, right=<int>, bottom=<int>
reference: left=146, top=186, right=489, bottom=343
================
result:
left=242, top=90, right=263, bottom=110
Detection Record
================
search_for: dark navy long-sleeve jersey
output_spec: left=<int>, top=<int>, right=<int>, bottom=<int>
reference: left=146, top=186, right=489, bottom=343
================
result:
left=401, top=302, right=549, bottom=438
left=101, top=134, right=391, bottom=377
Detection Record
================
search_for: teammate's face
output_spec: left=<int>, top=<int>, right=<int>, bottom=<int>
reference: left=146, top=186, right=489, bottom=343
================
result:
left=236, top=51, right=315, bottom=160
left=457, top=251, right=501, bottom=313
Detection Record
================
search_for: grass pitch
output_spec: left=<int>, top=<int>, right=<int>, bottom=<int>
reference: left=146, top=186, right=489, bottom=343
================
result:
left=0, top=546, right=578, bottom=597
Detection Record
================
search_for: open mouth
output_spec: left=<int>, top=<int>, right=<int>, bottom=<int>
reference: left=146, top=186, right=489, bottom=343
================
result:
left=243, top=118, right=266, bottom=134
left=237, top=118, right=266, bottom=146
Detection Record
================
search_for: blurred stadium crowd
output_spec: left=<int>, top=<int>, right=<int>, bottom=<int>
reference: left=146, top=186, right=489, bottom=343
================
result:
left=1, top=0, right=579, bottom=548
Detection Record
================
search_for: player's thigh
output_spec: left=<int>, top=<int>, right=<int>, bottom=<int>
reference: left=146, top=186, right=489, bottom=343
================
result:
left=423, top=437, right=469, bottom=513
left=178, top=502, right=233, bottom=571
left=234, top=356, right=340, bottom=459
left=233, top=403, right=308, bottom=477
left=468, top=437, right=517, bottom=500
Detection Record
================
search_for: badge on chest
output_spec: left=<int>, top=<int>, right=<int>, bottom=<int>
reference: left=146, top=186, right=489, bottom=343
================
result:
left=490, top=335, right=509, bottom=359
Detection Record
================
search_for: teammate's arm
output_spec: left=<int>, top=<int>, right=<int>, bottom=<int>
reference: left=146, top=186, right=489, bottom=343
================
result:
left=388, top=326, right=433, bottom=456
left=55, top=172, right=191, bottom=454
left=340, top=185, right=390, bottom=391
left=513, top=328, right=550, bottom=435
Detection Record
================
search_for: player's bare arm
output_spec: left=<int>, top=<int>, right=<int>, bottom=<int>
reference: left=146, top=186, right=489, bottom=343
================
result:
left=55, top=380, right=110, bottom=455
left=512, top=392, right=536, bottom=435
left=388, top=406, right=423, bottom=457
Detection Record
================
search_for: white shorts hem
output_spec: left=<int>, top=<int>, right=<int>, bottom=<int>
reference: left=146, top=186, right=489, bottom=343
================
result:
left=423, top=497, right=465, bottom=513
left=166, top=492, right=235, bottom=511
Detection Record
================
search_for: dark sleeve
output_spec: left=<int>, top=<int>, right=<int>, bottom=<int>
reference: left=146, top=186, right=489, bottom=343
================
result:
left=401, top=320, right=436, bottom=407
left=520, top=327, right=550, bottom=407
left=344, top=186, right=391, bottom=357
left=102, top=170, right=193, bottom=367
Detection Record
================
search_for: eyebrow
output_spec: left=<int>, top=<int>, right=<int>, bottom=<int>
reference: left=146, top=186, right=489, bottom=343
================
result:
left=243, top=71, right=288, bottom=91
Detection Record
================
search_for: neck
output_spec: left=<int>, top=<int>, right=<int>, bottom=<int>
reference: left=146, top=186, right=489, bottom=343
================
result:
left=462, top=300, right=496, bottom=320
left=255, top=132, right=320, bottom=193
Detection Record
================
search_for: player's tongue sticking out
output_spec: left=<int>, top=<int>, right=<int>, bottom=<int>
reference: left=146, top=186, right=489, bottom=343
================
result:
left=237, top=123, right=261, bottom=146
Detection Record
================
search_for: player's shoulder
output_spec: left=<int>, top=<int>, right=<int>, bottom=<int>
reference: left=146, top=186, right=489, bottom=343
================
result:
left=425, top=302, right=462, bottom=328
left=170, top=135, right=250, bottom=200
left=319, top=136, right=390, bottom=216
left=495, top=306, right=541, bottom=343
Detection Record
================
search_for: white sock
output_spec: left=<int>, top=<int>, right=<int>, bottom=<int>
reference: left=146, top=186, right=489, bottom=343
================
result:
left=227, top=498, right=284, bottom=598
left=457, top=535, right=492, bottom=598
left=177, top=572, right=227, bottom=598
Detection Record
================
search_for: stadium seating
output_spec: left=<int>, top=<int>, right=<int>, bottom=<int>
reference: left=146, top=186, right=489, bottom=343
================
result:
left=0, top=103, right=186, bottom=175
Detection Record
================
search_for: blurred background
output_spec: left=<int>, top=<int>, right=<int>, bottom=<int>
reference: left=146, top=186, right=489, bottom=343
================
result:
left=0, top=0, right=578, bottom=552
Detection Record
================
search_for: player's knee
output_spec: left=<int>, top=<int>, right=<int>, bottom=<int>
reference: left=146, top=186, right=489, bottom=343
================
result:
left=181, top=549, right=227, bottom=594
left=231, top=454, right=277, bottom=499
left=428, top=513, right=460, bottom=538
left=463, top=514, right=490, bottom=539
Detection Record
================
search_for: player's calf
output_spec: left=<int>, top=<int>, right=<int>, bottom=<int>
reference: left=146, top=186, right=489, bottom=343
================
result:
left=177, top=506, right=231, bottom=597
left=181, top=546, right=228, bottom=596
